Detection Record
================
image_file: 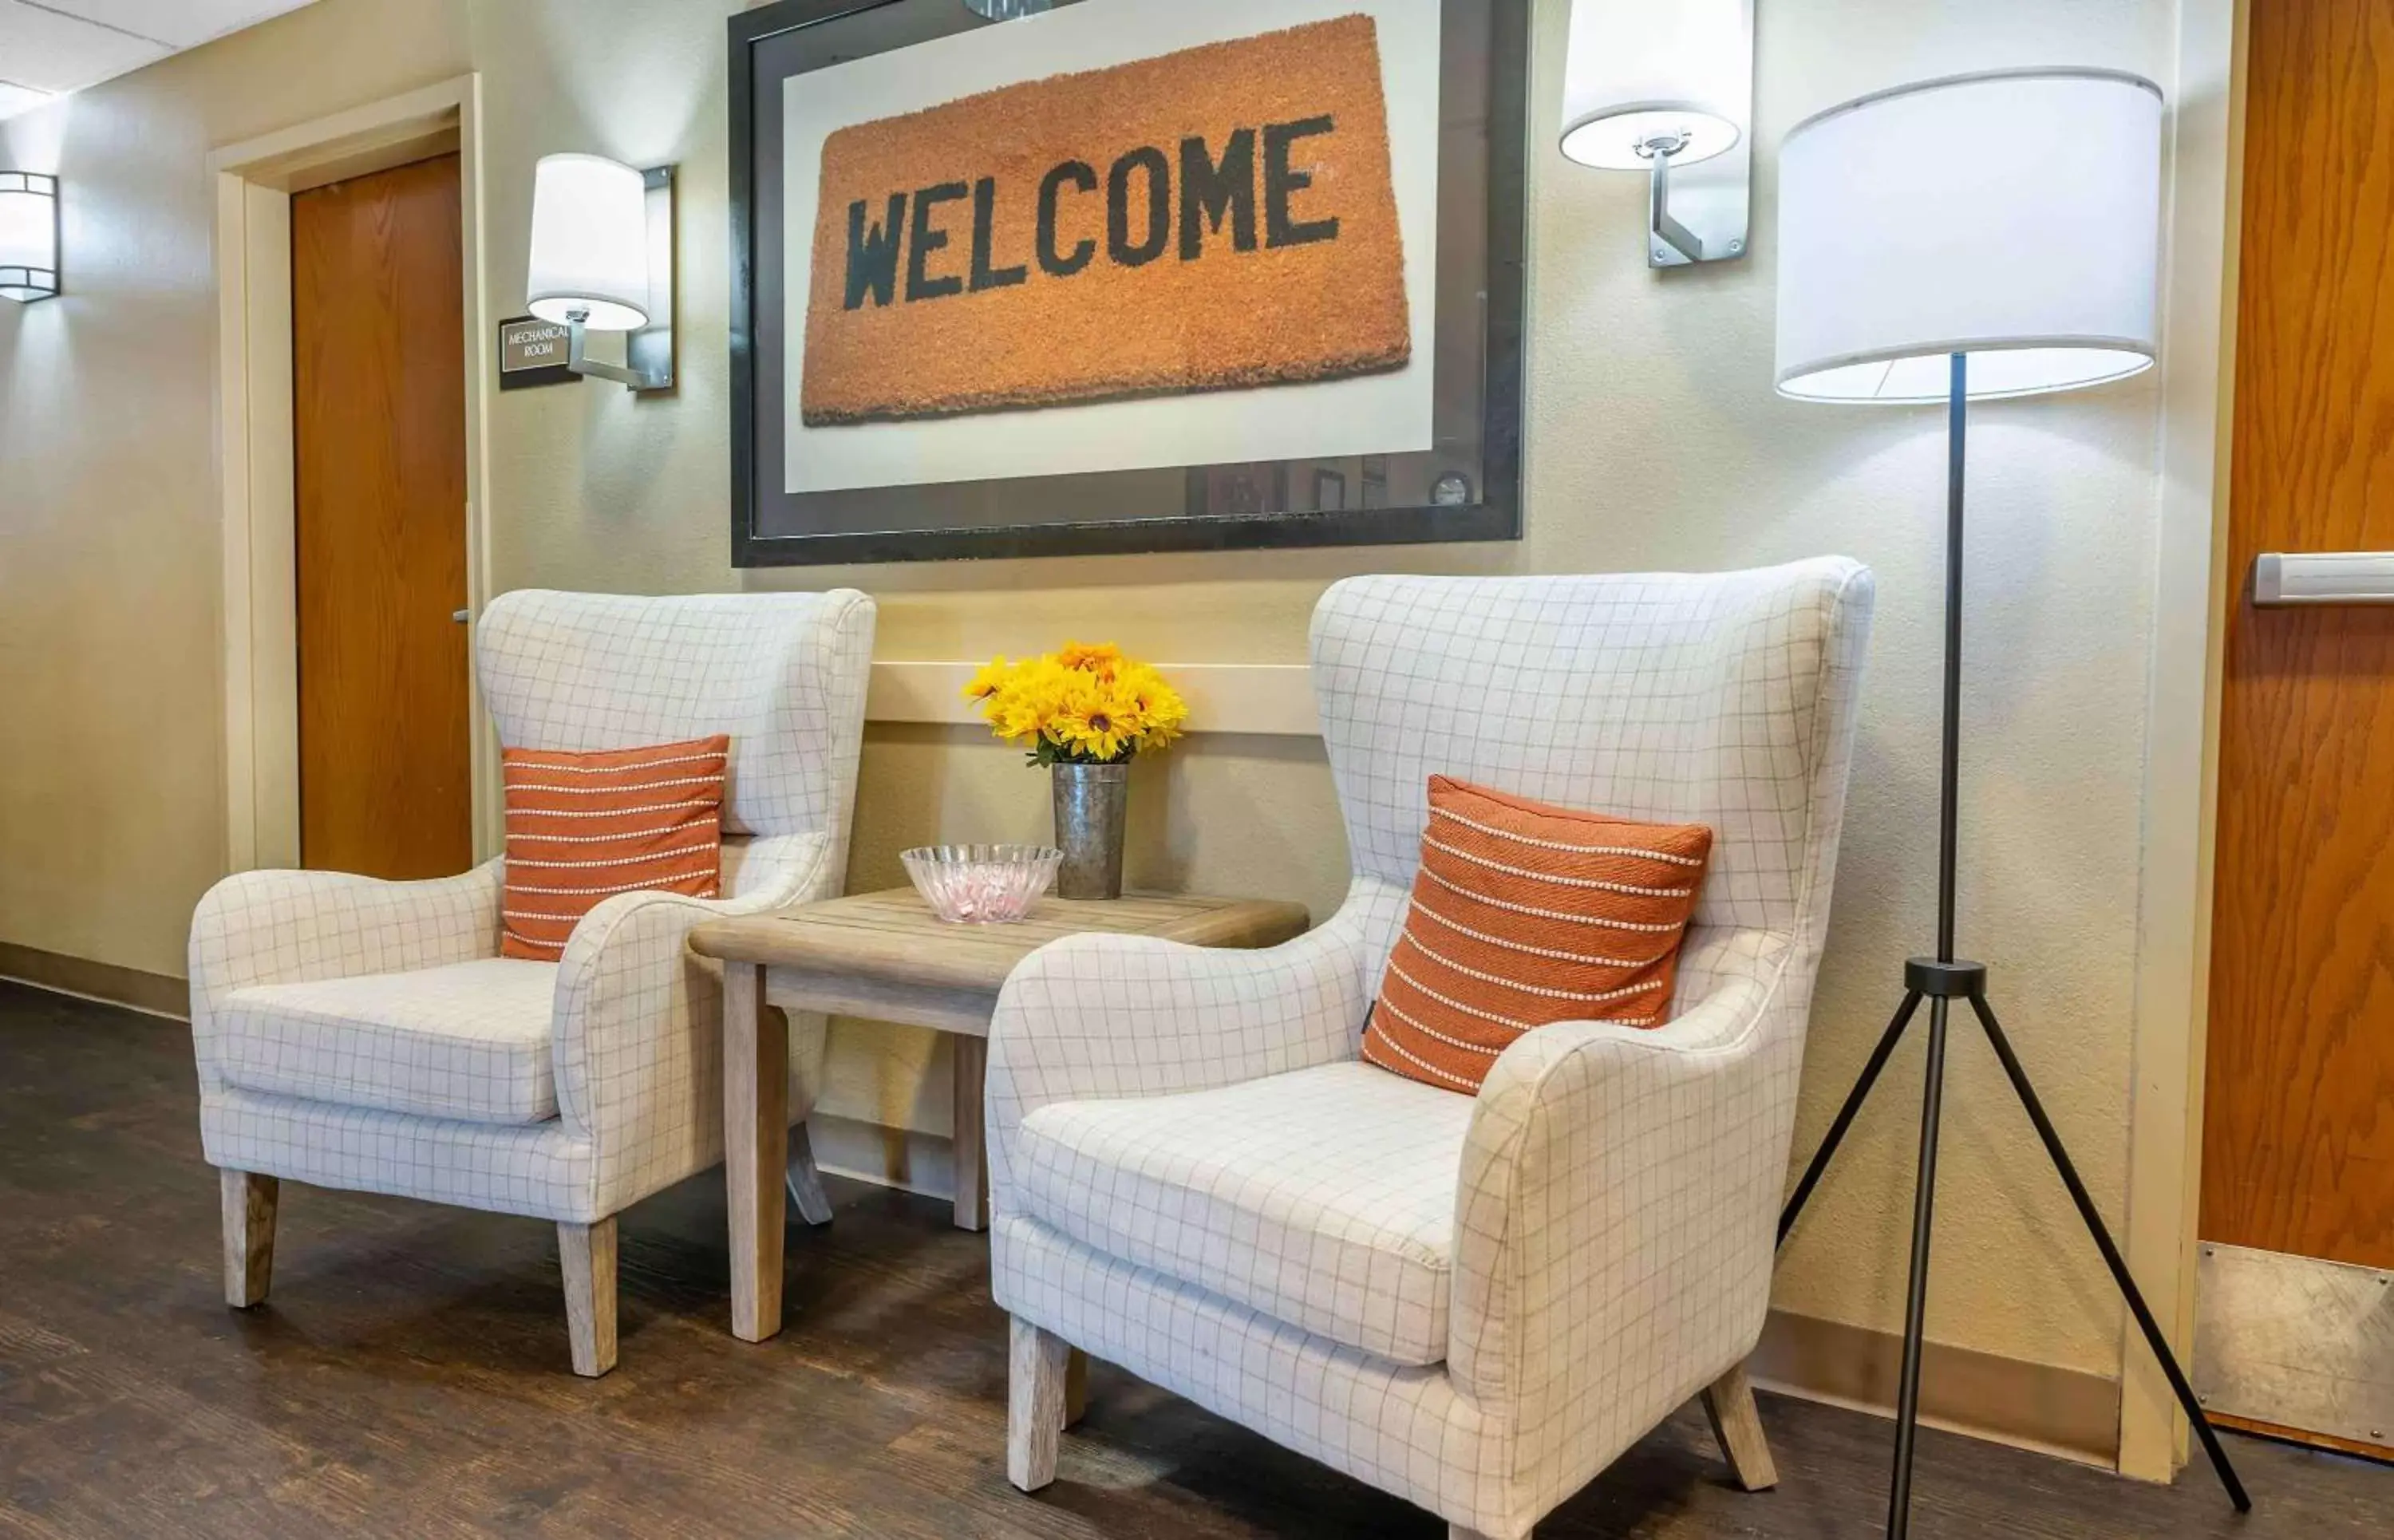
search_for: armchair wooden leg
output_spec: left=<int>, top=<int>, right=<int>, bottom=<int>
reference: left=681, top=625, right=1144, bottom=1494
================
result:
left=786, top=1122, right=836, bottom=1227
left=1700, top=1362, right=1778, bottom=1492
left=1007, top=1316, right=1071, bottom=1492
left=219, top=1170, right=278, bottom=1309
left=559, top=1218, right=618, bottom=1378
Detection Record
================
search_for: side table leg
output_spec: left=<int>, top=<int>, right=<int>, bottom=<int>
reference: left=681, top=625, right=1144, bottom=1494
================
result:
left=952, top=1033, right=990, bottom=1232
left=726, top=962, right=789, bottom=1341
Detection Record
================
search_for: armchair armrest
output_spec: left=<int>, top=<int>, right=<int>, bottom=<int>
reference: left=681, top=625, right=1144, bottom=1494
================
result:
left=551, top=831, right=834, bottom=1208
left=189, top=861, right=504, bottom=1086
left=1447, top=944, right=1796, bottom=1455
left=986, top=887, right=1402, bottom=1206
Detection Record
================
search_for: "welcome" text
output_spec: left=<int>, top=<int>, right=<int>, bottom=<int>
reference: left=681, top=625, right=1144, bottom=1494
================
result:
left=840, top=115, right=1344, bottom=310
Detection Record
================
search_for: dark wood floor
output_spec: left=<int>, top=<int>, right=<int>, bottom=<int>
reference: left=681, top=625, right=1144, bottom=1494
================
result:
left=2, top=980, right=2386, bottom=1538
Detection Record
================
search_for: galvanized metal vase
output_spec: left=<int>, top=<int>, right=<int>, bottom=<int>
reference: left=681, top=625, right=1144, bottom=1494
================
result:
left=1051, top=761, right=1128, bottom=900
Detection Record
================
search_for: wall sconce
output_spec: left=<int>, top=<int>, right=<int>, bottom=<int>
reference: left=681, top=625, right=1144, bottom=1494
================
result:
left=0, top=172, right=61, bottom=303
left=526, top=153, right=674, bottom=391
left=1558, top=0, right=1754, bottom=269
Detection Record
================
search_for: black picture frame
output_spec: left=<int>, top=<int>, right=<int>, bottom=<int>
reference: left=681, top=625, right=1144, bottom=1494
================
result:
left=729, top=0, right=1527, bottom=567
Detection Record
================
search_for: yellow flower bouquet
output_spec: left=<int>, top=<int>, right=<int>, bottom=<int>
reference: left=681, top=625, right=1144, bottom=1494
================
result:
left=964, top=642, right=1189, bottom=767
left=964, top=643, right=1187, bottom=898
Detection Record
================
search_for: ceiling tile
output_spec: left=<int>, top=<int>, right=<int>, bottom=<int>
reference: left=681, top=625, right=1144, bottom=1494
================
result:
left=0, top=0, right=170, bottom=93
left=38, top=2, right=317, bottom=49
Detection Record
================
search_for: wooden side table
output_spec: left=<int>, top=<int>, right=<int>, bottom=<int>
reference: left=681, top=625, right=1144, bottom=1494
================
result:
left=689, top=887, right=1310, bottom=1344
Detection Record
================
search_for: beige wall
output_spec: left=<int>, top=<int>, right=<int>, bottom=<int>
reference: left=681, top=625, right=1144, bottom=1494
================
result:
left=2, top=0, right=2208, bottom=1404
left=0, top=0, right=470, bottom=977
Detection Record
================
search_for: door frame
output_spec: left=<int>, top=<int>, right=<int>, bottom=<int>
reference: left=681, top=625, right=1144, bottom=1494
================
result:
left=2119, top=0, right=2250, bottom=1483
left=209, top=75, right=496, bottom=875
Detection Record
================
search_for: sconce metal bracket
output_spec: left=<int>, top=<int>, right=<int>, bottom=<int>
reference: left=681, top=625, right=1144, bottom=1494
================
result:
left=1641, top=134, right=1748, bottom=270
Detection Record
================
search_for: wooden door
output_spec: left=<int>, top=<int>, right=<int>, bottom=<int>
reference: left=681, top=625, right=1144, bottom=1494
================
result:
left=291, top=153, right=471, bottom=880
left=2199, top=0, right=2394, bottom=1458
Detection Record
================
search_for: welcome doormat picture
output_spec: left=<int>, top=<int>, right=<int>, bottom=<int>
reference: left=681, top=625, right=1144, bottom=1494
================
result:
left=729, top=0, right=1526, bottom=566
left=800, top=14, right=1410, bottom=426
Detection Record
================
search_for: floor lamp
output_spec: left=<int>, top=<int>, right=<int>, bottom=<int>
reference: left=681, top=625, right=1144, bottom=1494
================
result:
left=1769, top=69, right=2251, bottom=1535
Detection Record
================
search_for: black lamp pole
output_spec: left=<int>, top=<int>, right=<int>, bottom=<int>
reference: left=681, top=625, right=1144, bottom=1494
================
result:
left=1775, top=352, right=2253, bottom=1538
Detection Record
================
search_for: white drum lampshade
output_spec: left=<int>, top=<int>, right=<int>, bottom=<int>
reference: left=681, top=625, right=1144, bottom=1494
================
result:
left=0, top=172, right=61, bottom=303
left=1558, top=0, right=1752, bottom=170
left=526, top=153, right=650, bottom=331
left=1776, top=69, right=2163, bottom=403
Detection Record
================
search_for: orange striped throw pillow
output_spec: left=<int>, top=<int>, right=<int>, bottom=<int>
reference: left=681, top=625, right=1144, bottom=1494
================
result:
left=500, top=734, right=730, bottom=961
left=1361, top=776, right=1713, bottom=1096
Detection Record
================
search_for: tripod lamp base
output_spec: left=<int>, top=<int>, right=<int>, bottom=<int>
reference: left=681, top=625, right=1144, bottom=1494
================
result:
left=1903, top=957, right=1986, bottom=998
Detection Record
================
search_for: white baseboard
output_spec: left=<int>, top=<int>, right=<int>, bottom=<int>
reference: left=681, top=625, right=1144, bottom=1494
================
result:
left=1752, top=1307, right=2122, bottom=1469
left=807, top=1112, right=962, bottom=1203
left=0, top=944, right=190, bottom=1021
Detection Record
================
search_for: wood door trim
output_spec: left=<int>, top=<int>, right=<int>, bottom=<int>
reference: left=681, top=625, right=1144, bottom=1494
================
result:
left=2117, top=0, right=2250, bottom=1484
left=211, top=77, right=496, bottom=874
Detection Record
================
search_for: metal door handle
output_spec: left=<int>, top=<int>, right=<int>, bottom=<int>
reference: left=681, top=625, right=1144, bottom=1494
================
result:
left=452, top=608, right=471, bottom=623
left=2252, top=551, right=2394, bottom=606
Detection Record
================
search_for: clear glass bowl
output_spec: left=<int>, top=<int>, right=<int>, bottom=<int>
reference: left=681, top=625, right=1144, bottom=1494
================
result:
left=900, top=844, right=1064, bottom=924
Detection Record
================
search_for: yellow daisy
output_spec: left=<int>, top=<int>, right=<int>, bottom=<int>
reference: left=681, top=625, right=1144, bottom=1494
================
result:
left=1044, top=673, right=1130, bottom=760
left=1056, top=640, right=1124, bottom=680
left=962, top=656, right=1012, bottom=702
left=1119, top=664, right=1189, bottom=750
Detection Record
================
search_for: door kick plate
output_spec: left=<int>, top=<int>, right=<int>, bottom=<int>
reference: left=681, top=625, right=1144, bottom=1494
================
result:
left=2194, top=1241, right=2394, bottom=1448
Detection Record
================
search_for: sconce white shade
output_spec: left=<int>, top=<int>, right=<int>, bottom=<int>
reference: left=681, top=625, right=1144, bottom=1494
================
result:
left=1776, top=69, right=2164, bottom=404
left=0, top=172, right=61, bottom=303
left=1558, top=0, right=1751, bottom=170
left=527, top=153, right=650, bottom=331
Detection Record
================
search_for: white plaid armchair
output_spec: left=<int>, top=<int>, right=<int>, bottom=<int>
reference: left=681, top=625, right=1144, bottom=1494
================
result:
left=988, top=560, right=1873, bottom=1538
left=190, top=590, right=875, bottom=1376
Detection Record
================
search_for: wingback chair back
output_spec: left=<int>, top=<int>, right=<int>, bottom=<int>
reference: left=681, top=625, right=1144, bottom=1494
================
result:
left=1310, top=560, right=1871, bottom=1002
left=476, top=589, right=875, bottom=888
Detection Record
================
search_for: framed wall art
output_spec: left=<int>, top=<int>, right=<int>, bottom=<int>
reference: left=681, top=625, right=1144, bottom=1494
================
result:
left=729, top=0, right=1527, bottom=566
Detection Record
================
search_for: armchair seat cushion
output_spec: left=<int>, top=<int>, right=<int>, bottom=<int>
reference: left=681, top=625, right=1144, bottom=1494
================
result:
left=215, top=958, right=559, bottom=1126
left=1015, top=1061, right=1472, bottom=1366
